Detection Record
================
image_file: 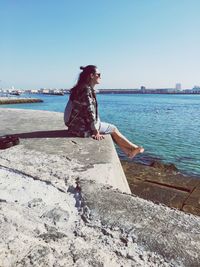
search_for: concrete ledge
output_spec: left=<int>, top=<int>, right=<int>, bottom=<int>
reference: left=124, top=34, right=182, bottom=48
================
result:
left=0, top=108, right=130, bottom=193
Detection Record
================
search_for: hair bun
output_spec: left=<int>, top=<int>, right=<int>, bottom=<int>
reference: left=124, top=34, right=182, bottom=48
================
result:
left=80, top=66, right=85, bottom=70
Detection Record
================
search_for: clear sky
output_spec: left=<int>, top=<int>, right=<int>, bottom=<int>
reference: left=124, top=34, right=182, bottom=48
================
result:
left=1, top=0, right=200, bottom=90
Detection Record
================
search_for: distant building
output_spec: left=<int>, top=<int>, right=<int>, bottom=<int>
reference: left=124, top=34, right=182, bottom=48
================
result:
left=44, top=89, right=50, bottom=94
left=155, top=88, right=176, bottom=94
left=140, top=86, right=146, bottom=93
left=175, top=83, right=182, bottom=90
left=192, top=86, right=200, bottom=93
left=30, top=89, right=38, bottom=94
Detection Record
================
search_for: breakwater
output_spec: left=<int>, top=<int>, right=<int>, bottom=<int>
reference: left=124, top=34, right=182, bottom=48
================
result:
left=122, top=160, right=200, bottom=216
left=0, top=97, right=43, bottom=105
left=0, top=108, right=200, bottom=266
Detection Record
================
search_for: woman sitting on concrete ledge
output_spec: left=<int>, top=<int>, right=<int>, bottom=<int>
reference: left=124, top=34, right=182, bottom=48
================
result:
left=64, top=65, right=144, bottom=158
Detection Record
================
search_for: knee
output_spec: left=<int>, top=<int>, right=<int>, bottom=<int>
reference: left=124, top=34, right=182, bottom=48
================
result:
left=111, top=125, right=118, bottom=134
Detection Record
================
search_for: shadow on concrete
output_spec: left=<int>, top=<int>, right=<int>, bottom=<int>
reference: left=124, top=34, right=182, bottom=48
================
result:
left=1, top=130, right=76, bottom=139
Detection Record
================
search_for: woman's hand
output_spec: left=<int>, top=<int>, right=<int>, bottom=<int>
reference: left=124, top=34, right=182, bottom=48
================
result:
left=92, top=130, right=104, bottom=141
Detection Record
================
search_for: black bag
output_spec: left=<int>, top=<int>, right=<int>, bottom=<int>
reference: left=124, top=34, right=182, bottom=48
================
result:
left=0, top=136, right=20, bottom=150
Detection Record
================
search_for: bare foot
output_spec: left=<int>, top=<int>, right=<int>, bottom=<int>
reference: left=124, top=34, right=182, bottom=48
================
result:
left=127, top=146, right=144, bottom=158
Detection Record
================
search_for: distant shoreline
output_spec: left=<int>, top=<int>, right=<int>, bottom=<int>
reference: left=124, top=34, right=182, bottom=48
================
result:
left=28, top=90, right=200, bottom=95
left=2, top=89, right=200, bottom=96
left=97, top=91, right=200, bottom=95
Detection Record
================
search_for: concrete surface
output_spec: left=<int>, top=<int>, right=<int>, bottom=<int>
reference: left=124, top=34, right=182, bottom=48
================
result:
left=81, top=180, right=200, bottom=267
left=0, top=108, right=130, bottom=194
left=0, top=108, right=200, bottom=267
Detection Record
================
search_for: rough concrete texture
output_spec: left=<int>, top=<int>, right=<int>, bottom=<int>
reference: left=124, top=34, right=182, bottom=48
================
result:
left=81, top=181, right=200, bottom=267
left=0, top=108, right=200, bottom=267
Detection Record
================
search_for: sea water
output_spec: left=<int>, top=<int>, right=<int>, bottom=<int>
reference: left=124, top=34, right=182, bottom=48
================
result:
left=1, top=93, right=200, bottom=176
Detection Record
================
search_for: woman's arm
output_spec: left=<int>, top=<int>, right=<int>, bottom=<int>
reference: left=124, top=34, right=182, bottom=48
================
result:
left=82, top=88, right=104, bottom=140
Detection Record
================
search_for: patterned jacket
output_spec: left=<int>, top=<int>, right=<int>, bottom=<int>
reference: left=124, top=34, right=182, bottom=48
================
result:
left=67, top=86, right=100, bottom=137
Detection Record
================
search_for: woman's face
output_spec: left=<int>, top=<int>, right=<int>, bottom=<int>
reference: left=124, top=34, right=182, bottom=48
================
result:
left=91, top=69, right=101, bottom=85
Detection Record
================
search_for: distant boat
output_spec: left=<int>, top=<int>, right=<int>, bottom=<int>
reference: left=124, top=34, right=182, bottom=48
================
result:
left=43, top=92, right=64, bottom=96
left=9, top=91, right=21, bottom=96
left=53, top=92, right=64, bottom=96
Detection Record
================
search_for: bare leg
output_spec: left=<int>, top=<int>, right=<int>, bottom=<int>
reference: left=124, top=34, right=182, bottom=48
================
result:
left=111, top=128, right=144, bottom=158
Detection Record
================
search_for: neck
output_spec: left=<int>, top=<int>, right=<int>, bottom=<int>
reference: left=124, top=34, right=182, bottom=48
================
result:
left=88, top=80, right=96, bottom=89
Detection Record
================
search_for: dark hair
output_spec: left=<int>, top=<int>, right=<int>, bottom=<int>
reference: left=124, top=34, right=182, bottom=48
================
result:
left=70, top=65, right=97, bottom=97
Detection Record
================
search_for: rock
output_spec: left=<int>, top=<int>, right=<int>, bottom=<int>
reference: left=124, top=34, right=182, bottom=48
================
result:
left=121, top=160, right=200, bottom=216
left=150, top=161, right=178, bottom=172
left=41, top=207, right=70, bottom=225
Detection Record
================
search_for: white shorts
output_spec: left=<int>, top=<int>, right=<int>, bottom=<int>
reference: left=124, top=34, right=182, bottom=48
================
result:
left=99, top=122, right=116, bottom=135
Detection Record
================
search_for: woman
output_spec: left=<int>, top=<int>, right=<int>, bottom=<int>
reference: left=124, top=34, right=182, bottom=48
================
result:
left=65, top=65, right=144, bottom=158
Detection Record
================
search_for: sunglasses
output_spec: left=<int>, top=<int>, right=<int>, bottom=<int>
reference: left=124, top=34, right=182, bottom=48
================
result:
left=96, top=73, right=101, bottom=78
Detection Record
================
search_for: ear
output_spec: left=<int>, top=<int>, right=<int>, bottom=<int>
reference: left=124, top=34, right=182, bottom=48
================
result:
left=90, top=73, right=95, bottom=79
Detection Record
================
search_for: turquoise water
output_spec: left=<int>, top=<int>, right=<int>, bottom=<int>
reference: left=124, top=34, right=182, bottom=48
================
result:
left=1, top=93, right=200, bottom=176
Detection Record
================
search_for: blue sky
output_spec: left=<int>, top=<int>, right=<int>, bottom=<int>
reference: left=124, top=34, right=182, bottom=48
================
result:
left=1, top=0, right=200, bottom=89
